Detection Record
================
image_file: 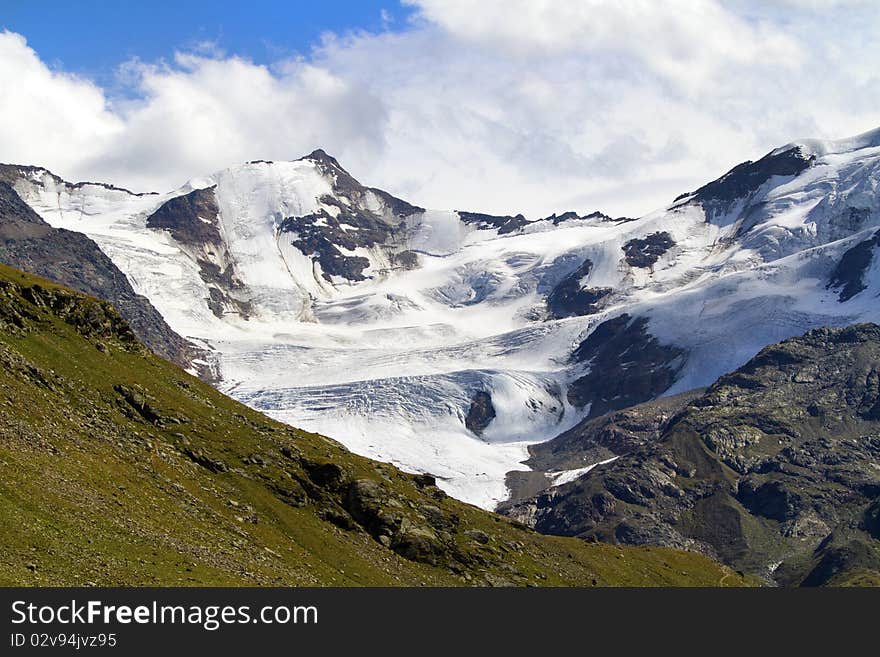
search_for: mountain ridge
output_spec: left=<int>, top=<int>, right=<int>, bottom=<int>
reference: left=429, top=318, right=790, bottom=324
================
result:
left=2, top=127, right=880, bottom=509
left=0, top=177, right=201, bottom=373
left=0, top=261, right=749, bottom=587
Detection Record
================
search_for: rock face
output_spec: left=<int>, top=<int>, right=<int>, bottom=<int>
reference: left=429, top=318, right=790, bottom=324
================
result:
left=622, top=232, right=676, bottom=268
left=143, top=152, right=428, bottom=316
left=0, top=181, right=199, bottom=372
left=0, top=262, right=751, bottom=586
left=278, top=150, right=425, bottom=283
left=138, top=151, right=431, bottom=325
left=458, top=211, right=532, bottom=235
left=524, top=390, right=703, bottom=475
left=465, top=391, right=496, bottom=435
left=566, top=314, right=685, bottom=418
left=147, top=186, right=223, bottom=248
left=503, top=324, right=880, bottom=585
left=545, top=258, right=612, bottom=318
left=690, top=145, right=815, bottom=214
left=503, top=390, right=702, bottom=505
left=827, top=229, right=880, bottom=302
left=146, top=186, right=252, bottom=319
left=458, top=209, right=629, bottom=236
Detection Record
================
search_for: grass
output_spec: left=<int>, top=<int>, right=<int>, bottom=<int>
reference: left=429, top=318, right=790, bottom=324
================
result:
left=0, top=263, right=755, bottom=587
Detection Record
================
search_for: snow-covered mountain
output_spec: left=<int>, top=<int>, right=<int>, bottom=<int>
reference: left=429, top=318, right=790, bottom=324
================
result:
left=6, top=128, right=880, bottom=509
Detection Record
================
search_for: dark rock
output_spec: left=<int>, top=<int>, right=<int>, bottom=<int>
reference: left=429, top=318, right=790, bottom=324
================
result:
left=622, top=232, right=676, bottom=268
left=302, top=150, right=424, bottom=217
left=147, top=186, right=221, bottom=249
left=691, top=146, right=814, bottom=213
left=503, top=323, right=880, bottom=584
left=458, top=211, right=531, bottom=235
left=548, top=211, right=582, bottom=224
left=412, top=473, right=438, bottom=489
left=567, top=314, right=685, bottom=418
left=465, top=391, right=496, bottom=435
left=391, top=250, right=420, bottom=270
left=737, top=478, right=802, bottom=522
left=862, top=500, right=880, bottom=539
left=302, top=460, right=346, bottom=489
left=344, top=479, right=391, bottom=535
left=522, top=390, right=700, bottom=475
left=317, top=507, right=359, bottom=531
left=279, top=202, right=395, bottom=283
left=114, top=384, right=164, bottom=425
left=464, top=529, right=490, bottom=544
left=827, top=230, right=880, bottom=302
left=545, top=258, right=612, bottom=318
left=146, top=187, right=253, bottom=318
left=458, top=209, right=623, bottom=235
left=342, top=478, right=460, bottom=566
left=180, top=446, right=228, bottom=473
left=0, top=181, right=198, bottom=371
left=393, top=523, right=444, bottom=565
left=269, top=480, right=309, bottom=508
left=270, top=151, right=427, bottom=283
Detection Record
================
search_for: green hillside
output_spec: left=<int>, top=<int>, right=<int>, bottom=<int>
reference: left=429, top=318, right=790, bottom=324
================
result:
left=0, top=263, right=751, bottom=587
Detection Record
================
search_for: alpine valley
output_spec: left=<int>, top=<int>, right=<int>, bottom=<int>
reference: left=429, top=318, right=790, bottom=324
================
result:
left=2, top=128, right=880, bottom=585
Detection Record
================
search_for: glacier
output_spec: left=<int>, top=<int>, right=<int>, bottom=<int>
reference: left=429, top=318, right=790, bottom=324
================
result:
left=6, top=128, right=880, bottom=509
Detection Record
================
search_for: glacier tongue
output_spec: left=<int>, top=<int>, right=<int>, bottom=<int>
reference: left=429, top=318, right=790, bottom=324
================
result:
left=7, top=130, right=880, bottom=509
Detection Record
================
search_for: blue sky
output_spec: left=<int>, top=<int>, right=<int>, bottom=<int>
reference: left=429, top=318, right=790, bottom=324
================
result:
left=1, top=1, right=877, bottom=216
left=1, top=0, right=413, bottom=83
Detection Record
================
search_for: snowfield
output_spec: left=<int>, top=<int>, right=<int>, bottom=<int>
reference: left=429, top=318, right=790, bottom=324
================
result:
left=10, top=129, right=880, bottom=508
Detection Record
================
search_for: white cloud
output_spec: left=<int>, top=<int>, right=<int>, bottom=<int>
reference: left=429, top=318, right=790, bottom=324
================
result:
left=1, top=0, right=879, bottom=217
left=0, top=32, right=122, bottom=175
left=82, top=53, right=388, bottom=192
left=407, top=0, right=802, bottom=84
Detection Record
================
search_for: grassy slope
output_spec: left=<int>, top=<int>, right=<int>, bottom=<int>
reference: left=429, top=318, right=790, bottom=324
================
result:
left=0, top=264, right=753, bottom=587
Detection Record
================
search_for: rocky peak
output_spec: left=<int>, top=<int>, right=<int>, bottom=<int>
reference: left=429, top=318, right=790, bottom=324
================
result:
left=0, top=163, right=59, bottom=188
left=295, top=150, right=424, bottom=219
left=299, top=148, right=364, bottom=195
left=302, top=148, right=346, bottom=171
left=688, top=146, right=815, bottom=215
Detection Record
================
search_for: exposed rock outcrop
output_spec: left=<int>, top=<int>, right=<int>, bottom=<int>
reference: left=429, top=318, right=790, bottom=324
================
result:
left=465, top=391, right=496, bottom=436
left=622, top=232, right=676, bottom=268
left=503, top=324, right=880, bottom=585
left=546, top=258, right=612, bottom=318
left=146, top=186, right=253, bottom=318
left=0, top=181, right=198, bottom=371
left=567, top=314, right=685, bottom=418
left=827, top=229, right=880, bottom=302
left=690, top=145, right=815, bottom=214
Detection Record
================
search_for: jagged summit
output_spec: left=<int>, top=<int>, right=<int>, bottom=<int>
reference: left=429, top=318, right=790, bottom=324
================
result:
left=0, top=162, right=155, bottom=196
left=301, top=147, right=347, bottom=170
left=3, top=127, right=880, bottom=509
left=688, top=144, right=815, bottom=210
left=229, top=149, right=349, bottom=174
